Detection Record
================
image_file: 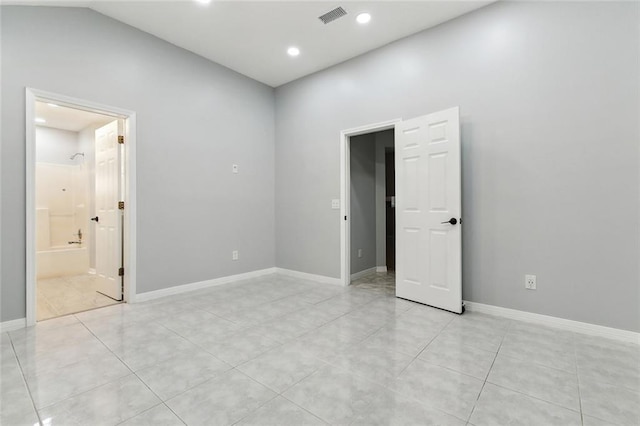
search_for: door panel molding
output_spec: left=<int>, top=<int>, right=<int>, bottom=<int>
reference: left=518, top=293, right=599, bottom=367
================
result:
left=395, top=107, right=462, bottom=313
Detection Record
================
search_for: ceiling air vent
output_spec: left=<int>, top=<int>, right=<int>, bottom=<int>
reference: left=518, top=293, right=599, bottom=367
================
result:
left=318, top=6, right=347, bottom=25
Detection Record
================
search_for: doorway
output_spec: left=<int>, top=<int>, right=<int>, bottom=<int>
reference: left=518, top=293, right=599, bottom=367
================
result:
left=341, top=108, right=462, bottom=314
left=385, top=149, right=396, bottom=272
left=348, top=129, right=396, bottom=293
left=26, top=89, right=137, bottom=325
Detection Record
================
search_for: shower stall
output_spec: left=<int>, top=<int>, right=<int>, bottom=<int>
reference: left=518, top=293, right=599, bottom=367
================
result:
left=35, top=142, right=91, bottom=279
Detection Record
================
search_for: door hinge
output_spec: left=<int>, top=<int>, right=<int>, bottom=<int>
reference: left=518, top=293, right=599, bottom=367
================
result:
left=118, top=267, right=124, bottom=276
left=118, top=135, right=125, bottom=144
left=118, top=201, right=125, bottom=210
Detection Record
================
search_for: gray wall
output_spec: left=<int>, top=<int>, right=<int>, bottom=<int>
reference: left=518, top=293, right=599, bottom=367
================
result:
left=35, top=127, right=80, bottom=165
left=374, top=130, right=394, bottom=268
left=275, top=1, right=640, bottom=331
left=1, top=6, right=275, bottom=321
left=350, top=134, right=376, bottom=275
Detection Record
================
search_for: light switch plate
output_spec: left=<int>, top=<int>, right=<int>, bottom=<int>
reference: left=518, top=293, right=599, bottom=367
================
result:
left=232, top=164, right=239, bottom=174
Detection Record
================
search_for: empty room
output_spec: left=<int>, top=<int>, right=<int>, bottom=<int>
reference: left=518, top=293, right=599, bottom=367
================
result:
left=1, top=1, right=638, bottom=425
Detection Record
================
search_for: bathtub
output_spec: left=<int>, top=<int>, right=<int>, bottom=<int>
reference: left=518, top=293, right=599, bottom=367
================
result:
left=36, top=245, right=90, bottom=279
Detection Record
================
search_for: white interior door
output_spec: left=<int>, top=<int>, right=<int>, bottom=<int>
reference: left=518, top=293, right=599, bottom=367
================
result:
left=95, top=120, right=123, bottom=301
left=395, top=107, right=462, bottom=313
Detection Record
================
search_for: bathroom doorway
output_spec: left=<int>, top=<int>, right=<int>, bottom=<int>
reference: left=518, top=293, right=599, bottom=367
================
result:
left=26, top=89, right=137, bottom=324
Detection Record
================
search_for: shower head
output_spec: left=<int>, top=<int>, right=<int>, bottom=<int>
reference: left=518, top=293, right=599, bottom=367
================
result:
left=70, top=152, right=85, bottom=160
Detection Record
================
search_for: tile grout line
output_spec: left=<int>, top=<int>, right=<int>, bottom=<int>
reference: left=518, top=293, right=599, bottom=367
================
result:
left=12, top=274, right=618, bottom=425
left=7, top=334, right=45, bottom=426
left=75, top=316, right=174, bottom=424
left=226, top=369, right=282, bottom=425
left=232, top=277, right=407, bottom=425
left=573, top=333, right=585, bottom=426
left=466, top=317, right=512, bottom=423
left=77, top=310, right=240, bottom=420
left=277, top=393, right=332, bottom=425
left=81, top=309, right=230, bottom=425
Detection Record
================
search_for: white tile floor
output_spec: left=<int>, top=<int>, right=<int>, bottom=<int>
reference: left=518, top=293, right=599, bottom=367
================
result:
left=1, top=272, right=638, bottom=425
left=37, top=274, right=121, bottom=321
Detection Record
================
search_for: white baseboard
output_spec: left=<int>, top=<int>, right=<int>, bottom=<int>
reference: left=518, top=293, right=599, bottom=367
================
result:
left=0, top=318, right=27, bottom=333
left=376, top=266, right=387, bottom=273
left=274, top=268, right=343, bottom=286
left=464, top=301, right=640, bottom=345
left=88, top=268, right=96, bottom=275
left=135, top=267, right=277, bottom=302
left=351, top=266, right=377, bottom=281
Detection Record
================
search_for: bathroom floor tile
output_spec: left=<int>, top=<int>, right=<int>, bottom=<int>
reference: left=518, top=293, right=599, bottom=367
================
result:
left=36, top=274, right=121, bottom=321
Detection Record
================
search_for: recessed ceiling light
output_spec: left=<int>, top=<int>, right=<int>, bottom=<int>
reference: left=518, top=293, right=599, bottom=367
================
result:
left=287, top=47, right=300, bottom=57
left=47, top=103, right=59, bottom=108
left=194, top=0, right=211, bottom=4
left=356, top=12, right=371, bottom=24
left=35, top=118, right=46, bottom=123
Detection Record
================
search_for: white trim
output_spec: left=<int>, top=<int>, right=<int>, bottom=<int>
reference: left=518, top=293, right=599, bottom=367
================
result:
left=275, top=268, right=342, bottom=286
left=135, top=268, right=277, bottom=302
left=26, top=90, right=36, bottom=326
left=350, top=266, right=377, bottom=281
left=464, top=301, right=640, bottom=345
left=340, top=119, right=401, bottom=287
left=25, top=88, right=137, bottom=325
left=0, top=318, right=27, bottom=333
left=88, top=268, right=96, bottom=275
left=376, top=266, right=388, bottom=273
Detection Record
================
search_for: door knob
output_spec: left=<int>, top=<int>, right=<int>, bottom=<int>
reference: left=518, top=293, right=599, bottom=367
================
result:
left=90, top=216, right=99, bottom=223
left=441, top=218, right=457, bottom=225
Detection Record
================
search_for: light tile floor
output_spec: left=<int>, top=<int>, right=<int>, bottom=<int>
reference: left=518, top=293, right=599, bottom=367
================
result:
left=37, top=274, right=121, bottom=321
left=1, top=272, right=638, bottom=425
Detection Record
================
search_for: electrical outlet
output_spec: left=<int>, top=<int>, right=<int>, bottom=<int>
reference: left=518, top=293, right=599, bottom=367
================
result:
left=331, top=199, right=340, bottom=209
left=525, top=274, right=536, bottom=290
left=232, top=250, right=239, bottom=261
left=357, top=249, right=362, bottom=258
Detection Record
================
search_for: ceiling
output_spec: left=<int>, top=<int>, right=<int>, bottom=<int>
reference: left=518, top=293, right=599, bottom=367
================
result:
left=35, top=101, right=115, bottom=132
left=6, top=1, right=493, bottom=87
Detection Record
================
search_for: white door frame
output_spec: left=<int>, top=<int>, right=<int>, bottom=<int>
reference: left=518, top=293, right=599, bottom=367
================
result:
left=25, top=88, right=137, bottom=325
left=340, top=119, right=401, bottom=287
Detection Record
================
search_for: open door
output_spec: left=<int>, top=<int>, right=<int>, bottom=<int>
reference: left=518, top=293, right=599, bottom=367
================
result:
left=395, top=107, right=462, bottom=313
left=94, top=120, right=123, bottom=301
